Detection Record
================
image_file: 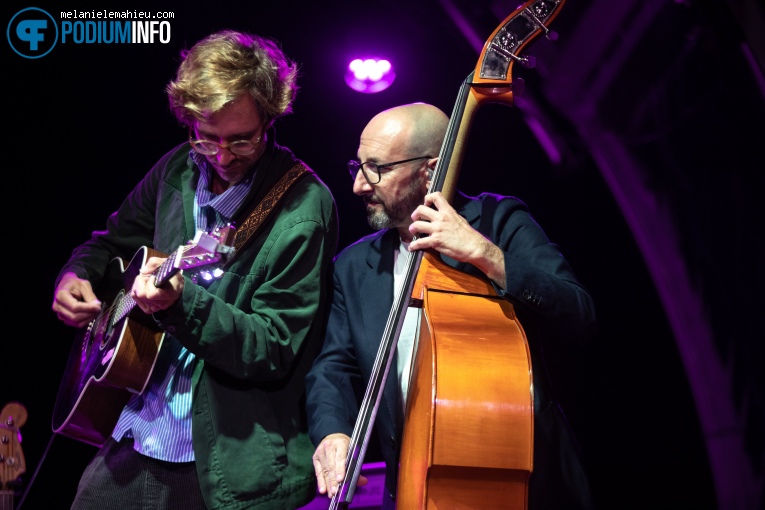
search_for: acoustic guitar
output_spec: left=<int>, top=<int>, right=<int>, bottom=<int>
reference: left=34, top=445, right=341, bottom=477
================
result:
left=52, top=226, right=235, bottom=447
left=1, top=402, right=27, bottom=510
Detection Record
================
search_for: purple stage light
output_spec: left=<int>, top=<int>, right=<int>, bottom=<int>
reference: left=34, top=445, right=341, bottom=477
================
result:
left=345, top=57, right=395, bottom=93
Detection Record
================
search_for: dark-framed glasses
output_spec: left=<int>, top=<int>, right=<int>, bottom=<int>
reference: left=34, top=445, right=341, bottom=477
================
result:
left=189, top=130, right=262, bottom=156
left=348, top=156, right=432, bottom=184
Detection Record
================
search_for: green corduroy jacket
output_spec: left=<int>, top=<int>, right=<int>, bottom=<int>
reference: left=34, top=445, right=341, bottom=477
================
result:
left=57, top=138, right=339, bottom=509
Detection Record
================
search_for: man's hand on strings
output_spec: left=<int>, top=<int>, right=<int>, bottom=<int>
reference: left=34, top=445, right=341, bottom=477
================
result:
left=312, top=433, right=368, bottom=498
left=409, top=191, right=507, bottom=288
left=52, top=272, right=102, bottom=328
left=408, top=191, right=488, bottom=262
left=130, top=257, right=184, bottom=315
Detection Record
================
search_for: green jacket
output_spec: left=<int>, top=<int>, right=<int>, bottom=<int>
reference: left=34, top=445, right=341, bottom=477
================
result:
left=57, top=139, right=339, bottom=509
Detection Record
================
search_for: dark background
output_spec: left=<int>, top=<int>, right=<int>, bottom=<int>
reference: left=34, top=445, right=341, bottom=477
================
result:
left=3, top=1, right=763, bottom=509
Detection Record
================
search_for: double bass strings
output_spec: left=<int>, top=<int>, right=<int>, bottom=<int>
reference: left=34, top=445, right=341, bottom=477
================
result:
left=331, top=74, right=473, bottom=508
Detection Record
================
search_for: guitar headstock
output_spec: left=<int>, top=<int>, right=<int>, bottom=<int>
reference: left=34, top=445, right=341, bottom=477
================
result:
left=472, top=0, right=566, bottom=105
left=177, top=224, right=236, bottom=269
left=177, top=224, right=237, bottom=284
left=153, top=225, right=237, bottom=287
left=1, top=402, right=27, bottom=492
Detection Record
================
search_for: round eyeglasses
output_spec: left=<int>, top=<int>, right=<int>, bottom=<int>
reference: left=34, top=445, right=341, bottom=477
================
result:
left=348, top=156, right=432, bottom=185
left=189, top=132, right=262, bottom=156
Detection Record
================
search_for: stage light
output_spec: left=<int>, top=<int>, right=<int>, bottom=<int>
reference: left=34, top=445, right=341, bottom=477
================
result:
left=345, top=57, right=396, bottom=93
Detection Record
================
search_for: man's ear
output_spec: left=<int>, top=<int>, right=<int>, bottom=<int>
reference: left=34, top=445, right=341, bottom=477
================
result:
left=425, top=156, right=438, bottom=181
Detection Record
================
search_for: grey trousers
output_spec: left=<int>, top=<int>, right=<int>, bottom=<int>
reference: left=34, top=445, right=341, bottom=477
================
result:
left=70, top=437, right=206, bottom=510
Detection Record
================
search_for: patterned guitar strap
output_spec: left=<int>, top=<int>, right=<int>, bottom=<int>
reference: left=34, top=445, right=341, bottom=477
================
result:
left=226, top=162, right=310, bottom=264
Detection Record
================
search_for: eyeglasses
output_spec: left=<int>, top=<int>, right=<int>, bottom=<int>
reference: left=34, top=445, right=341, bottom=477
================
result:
left=189, top=130, right=262, bottom=156
left=348, top=156, right=432, bottom=185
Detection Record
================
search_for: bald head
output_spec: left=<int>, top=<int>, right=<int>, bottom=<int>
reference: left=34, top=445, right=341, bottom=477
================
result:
left=360, top=103, right=448, bottom=160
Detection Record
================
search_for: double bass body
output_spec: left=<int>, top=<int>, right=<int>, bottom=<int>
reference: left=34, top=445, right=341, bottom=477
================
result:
left=396, top=252, right=534, bottom=509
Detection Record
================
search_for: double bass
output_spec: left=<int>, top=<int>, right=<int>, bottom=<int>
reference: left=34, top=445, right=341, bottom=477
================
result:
left=330, top=1, right=567, bottom=508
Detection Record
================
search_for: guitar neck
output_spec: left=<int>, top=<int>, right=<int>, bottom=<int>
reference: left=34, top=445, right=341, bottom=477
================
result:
left=111, top=247, right=182, bottom=326
left=153, top=248, right=183, bottom=287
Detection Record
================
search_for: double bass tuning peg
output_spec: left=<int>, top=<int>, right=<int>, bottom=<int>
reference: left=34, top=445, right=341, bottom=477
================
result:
left=519, top=55, right=537, bottom=70
left=526, top=4, right=560, bottom=41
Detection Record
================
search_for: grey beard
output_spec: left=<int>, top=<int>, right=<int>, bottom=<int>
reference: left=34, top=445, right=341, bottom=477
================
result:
left=365, top=176, right=426, bottom=231
left=367, top=208, right=394, bottom=230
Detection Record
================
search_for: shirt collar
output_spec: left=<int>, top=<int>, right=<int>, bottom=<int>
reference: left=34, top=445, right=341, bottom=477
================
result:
left=191, top=149, right=257, bottom=219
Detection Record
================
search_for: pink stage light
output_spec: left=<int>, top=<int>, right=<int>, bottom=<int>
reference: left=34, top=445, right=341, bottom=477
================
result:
left=345, top=57, right=395, bottom=93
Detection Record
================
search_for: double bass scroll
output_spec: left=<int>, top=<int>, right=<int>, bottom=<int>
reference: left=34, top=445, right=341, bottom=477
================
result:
left=438, top=0, right=568, bottom=204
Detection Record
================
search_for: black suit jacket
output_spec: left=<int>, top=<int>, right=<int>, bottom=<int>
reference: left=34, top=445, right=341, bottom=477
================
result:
left=306, top=191, right=597, bottom=509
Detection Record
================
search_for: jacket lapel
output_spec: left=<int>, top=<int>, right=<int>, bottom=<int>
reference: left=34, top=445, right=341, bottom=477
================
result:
left=359, top=229, right=397, bottom=335
left=357, top=229, right=409, bottom=436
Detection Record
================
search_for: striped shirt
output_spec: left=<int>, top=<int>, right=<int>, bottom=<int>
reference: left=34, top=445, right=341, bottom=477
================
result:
left=111, top=149, right=256, bottom=461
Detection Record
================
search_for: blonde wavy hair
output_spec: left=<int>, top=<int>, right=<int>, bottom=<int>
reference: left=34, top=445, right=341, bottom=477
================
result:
left=166, top=30, right=298, bottom=128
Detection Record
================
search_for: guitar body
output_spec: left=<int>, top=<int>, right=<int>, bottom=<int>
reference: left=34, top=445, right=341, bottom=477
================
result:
left=51, top=226, right=235, bottom=447
left=52, top=247, right=165, bottom=447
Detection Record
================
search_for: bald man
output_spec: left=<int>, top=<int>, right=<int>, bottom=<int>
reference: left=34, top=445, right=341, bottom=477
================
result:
left=305, top=103, right=596, bottom=509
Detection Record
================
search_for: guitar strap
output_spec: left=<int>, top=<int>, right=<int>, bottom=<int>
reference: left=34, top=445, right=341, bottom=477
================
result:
left=227, top=162, right=310, bottom=263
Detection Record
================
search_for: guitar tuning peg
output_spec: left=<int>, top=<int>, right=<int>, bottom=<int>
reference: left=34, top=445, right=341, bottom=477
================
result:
left=188, top=267, right=226, bottom=286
